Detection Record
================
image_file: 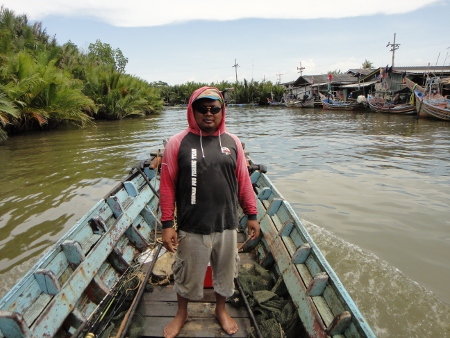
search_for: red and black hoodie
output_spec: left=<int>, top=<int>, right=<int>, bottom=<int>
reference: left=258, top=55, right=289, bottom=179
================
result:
left=159, top=86, right=257, bottom=234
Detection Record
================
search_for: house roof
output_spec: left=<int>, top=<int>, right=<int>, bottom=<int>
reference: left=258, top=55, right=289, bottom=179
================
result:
left=390, top=66, right=450, bottom=74
left=292, top=73, right=358, bottom=86
left=340, top=80, right=378, bottom=88
left=346, top=68, right=375, bottom=76
left=282, top=66, right=450, bottom=89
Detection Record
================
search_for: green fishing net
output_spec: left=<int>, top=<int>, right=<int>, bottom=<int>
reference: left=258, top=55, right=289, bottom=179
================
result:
left=233, top=263, right=301, bottom=338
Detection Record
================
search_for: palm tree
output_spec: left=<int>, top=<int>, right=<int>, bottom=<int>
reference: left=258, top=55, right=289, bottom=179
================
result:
left=83, top=65, right=163, bottom=120
left=0, top=51, right=96, bottom=133
left=0, top=93, right=19, bottom=140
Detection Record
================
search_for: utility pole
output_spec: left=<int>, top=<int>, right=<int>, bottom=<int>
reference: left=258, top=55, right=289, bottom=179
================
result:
left=276, top=72, right=283, bottom=84
left=297, top=62, right=305, bottom=76
left=386, top=33, right=400, bottom=67
left=232, top=59, right=239, bottom=82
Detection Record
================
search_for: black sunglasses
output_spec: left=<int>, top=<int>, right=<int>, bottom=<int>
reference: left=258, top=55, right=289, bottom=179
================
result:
left=195, top=106, right=222, bottom=114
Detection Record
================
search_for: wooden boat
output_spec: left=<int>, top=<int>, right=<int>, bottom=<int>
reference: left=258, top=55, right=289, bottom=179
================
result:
left=0, top=147, right=375, bottom=338
left=267, top=98, right=284, bottom=106
left=320, top=93, right=366, bottom=111
left=321, top=98, right=366, bottom=111
left=367, top=96, right=416, bottom=114
left=226, top=103, right=259, bottom=107
left=405, top=77, right=450, bottom=120
left=284, top=97, right=316, bottom=108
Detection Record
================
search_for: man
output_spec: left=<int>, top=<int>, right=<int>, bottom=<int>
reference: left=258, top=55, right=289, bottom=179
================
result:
left=159, top=86, right=260, bottom=338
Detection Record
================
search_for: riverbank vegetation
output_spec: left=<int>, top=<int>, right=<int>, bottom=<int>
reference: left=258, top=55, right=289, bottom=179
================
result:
left=0, top=7, right=164, bottom=140
left=155, top=79, right=284, bottom=106
left=0, top=7, right=283, bottom=141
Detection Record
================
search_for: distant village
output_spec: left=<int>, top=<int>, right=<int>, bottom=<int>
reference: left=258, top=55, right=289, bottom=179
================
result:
left=266, top=65, right=450, bottom=120
left=281, top=65, right=450, bottom=105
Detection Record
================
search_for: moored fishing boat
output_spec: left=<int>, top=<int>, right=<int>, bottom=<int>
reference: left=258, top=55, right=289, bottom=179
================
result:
left=367, top=96, right=416, bottom=114
left=284, top=94, right=316, bottom=108
left=0, top=146, right=375, bottom=338
left=405, top=77, right=450, bottom=120
left=320, top=93, right=367, bottom=111
left=292, top=97, right=315, bottom=108
left=321, top=98, right=366, bottom=111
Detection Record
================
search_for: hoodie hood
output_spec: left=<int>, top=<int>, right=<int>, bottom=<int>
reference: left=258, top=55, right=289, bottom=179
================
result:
left=187, top=86, right=226, bottom=136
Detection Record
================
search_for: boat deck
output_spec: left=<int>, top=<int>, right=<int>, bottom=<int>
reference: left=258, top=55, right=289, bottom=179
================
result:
left=140, top=233, right=253, bottom=337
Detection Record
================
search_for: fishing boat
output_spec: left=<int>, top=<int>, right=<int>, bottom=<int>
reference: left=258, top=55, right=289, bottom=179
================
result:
left=267, top=98, right=284, bottom=106
left=266, top=94, right=284, bottom=106
left=0, top=145, right=375, bottom=338
left=321, top=98, right=366, bottom=111
left=320, top=93, right=366, bottom=111
left=367, top=95, right=416, bottom=114
left=405, top=78, right=450, bottom=120
left=284, top=95, right=315, bottom=108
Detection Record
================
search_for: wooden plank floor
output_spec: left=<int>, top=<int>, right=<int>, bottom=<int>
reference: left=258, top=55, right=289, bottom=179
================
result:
left=140, top=233, right=254, bottom=337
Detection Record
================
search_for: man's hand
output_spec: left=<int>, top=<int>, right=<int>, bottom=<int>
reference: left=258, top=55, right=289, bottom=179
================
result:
left=162, top=227, right=178, bottom=253
left=247, top=219, right=260, bottom=240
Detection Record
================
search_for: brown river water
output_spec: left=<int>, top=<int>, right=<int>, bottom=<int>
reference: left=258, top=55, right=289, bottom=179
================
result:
left=1, top=106, right=449, bottom=337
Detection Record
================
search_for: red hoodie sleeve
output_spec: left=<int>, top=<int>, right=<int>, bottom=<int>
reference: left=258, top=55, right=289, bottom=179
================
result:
left=159, top=133, right=185, bottom=228
left=232, top=136, right=257, bottom=217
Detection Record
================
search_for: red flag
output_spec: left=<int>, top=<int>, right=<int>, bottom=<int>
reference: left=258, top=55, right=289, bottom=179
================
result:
left=328, top=73, right=333, bottom=81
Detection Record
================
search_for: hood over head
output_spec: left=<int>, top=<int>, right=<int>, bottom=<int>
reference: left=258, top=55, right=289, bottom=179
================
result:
left=187, top=86, right=226, bottom=136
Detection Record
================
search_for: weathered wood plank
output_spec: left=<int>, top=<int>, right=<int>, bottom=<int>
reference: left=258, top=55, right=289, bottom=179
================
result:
left=142, top=316, right=251, bottom=337
left=238, top=252, right=253, bottom=265
left=144, top=286, right=217, bottom=302
left=236, top=231, right=247, bottom=244
left=143, top=301, right=248, bottom=318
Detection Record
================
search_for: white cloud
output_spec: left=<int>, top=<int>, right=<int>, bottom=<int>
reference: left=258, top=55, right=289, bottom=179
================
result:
left=2, top=0, right=443, bottom=27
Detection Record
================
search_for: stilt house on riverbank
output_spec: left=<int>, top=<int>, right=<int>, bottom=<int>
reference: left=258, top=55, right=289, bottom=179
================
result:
left=282, top=69, right=374, bottom=105
left=283, top=66, right=450, bottom=104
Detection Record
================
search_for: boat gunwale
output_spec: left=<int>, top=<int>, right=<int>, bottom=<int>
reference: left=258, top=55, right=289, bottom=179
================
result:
left=0, top=163, right=160, bottom=337
left=248, top=159, right=375, bottom=337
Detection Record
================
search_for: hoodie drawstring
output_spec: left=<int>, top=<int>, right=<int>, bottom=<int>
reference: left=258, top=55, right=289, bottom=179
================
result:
left=200, top=130, right=205, bottom=158
left=199, top=131, right=223, bottom=159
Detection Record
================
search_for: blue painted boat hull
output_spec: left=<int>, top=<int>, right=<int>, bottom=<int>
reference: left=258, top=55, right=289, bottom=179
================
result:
left=0, top=150, right=375, bottom=337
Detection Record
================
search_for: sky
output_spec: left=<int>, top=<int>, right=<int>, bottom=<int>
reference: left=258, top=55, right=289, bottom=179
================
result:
left=3, top=0, right=450, bottom=85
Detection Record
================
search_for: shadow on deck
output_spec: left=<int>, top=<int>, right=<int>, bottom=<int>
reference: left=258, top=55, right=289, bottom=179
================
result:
left=140, top=234, right=254, bottom=337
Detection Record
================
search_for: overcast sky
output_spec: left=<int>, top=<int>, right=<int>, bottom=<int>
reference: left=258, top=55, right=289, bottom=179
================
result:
left=3, top=0, right=450, bottom=85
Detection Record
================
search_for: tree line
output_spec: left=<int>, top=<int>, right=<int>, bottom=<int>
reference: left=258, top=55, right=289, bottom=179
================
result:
left=0, top=7, right=166, bottom=141
left=154, top=79, right=285, bottom=106
left=0, top=6, right=284, bottom=141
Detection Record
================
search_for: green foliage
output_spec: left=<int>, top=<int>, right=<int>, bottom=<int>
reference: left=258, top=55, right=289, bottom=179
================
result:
left=0, top=6, right=163, bottom=140
left=84, top=67, right=163, bottom=119
left=0, top=51, right=96, bottom=133
left=88, top=39, right=128, bottom=73
left=329, top=69, right=342, bottom=74
left=0, top=5, right=283, bottom=141
left=362, top=59, right=373, bottom=69
left=158, top=79, right=284, bottom=106
left=0, top=93, right=19, bottom=140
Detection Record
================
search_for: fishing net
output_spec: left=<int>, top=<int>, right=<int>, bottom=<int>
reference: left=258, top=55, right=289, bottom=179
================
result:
left=233, top=263, right=301, bottom=338
left=119, top=298, right=146, bottom=338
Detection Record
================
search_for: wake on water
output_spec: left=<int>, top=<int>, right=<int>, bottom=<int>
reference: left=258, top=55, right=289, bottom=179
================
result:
left=303, top=220, right=450, bottom=338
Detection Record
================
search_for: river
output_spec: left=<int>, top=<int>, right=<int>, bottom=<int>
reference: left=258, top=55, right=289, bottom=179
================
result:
left=0, top=106, right=449, bottom=337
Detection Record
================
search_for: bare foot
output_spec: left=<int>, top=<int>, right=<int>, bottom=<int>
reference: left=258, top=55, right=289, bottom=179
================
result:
left=163, top=313, right=188, bottom=338
left=215, top=308, right=238, bottom=335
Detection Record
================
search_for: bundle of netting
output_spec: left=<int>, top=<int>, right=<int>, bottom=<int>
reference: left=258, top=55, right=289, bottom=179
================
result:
left=232, top=263, right=300, bottom=338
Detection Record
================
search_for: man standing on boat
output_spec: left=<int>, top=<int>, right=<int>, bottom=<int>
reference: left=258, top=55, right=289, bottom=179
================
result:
left=160, top=86, right=260, bottom=338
